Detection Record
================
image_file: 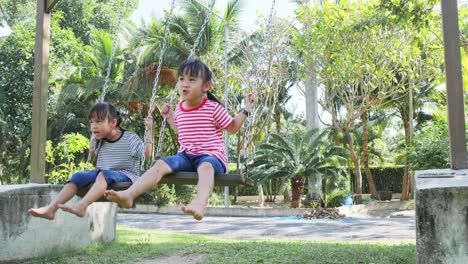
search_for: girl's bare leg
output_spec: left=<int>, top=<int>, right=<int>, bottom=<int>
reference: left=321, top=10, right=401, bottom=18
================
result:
left=182, top=162, right=214, bottom=220
left=104, top=160, right=172, bottom=208
left=28, top=183, right=77, bottom=220
left=58, top=172, right=107, bottom=217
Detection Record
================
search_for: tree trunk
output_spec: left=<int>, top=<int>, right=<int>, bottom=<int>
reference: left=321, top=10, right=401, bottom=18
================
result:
left=400, top=108, right=411, bottom=200
left=0, top=161, right=3, bottom=185
left=361, top=112, right=378, bottom=198
left=258, top=184, right=265, bottom=207
left=290, top=175, right=305, bottom=208
left=283, top=184, right=291, bottom=202
left=345, top=131, right=362, bottom=194
left=305, top=67, right=322, bottom=201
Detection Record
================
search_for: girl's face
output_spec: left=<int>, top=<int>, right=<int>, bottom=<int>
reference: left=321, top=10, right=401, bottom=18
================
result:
left=89, top=115, right=117, bottom=140
left=177, top=71, right=211, bottom=106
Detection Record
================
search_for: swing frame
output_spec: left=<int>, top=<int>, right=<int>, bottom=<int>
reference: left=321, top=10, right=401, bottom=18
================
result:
left=76, top=0, right=259, bottom=203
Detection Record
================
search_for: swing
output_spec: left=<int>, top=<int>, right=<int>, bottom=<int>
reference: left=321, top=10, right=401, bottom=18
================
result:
left=150, top=0, right=256, bottom=188
left=77, top=0, right=278, bottom=201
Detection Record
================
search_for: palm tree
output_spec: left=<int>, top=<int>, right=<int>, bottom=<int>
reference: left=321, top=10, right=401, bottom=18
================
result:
left=50, top=29, right=127, bottom=139
left=250, top=127, right=349, bottom=208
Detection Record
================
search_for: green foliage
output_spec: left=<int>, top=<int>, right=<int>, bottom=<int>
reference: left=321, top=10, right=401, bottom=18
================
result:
left=261, top=177, right=288, bottom=202
left=250, top=127, right=349, bottom=207
left=0, top=0, right=35, bottom=27
left=236, top=185, right=257, bottom=196
left=54, top=0, right=138, bottom=45
left=378, top=0, right=439, bottom=29
left=408, top=121, right=450, bottom=170
left=351, top=167, right=404, bottom=193
left=174, top=185, right=196, bottom=205
left=323, top=189, right=348, bottom=208
left=150, top=184, right=176, bottom=207
left=251, top=127, right=349, bottom=183
left=0, top=20, right=37, bottom=183
left=208, top=190, right=226, bottom=206
left=45, top=133, right=90, bottom=183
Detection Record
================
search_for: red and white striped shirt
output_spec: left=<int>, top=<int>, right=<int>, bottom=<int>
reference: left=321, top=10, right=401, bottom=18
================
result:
left=175, top=98, right=233, bottom=165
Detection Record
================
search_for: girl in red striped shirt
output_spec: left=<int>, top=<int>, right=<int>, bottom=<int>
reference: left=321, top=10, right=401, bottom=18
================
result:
left=105, top=59, right=256, bottom=220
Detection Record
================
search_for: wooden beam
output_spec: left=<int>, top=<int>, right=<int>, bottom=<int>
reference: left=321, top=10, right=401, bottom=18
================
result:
left=441, top=0, right=468, bottom=169
left=30, top=0, right=51, bottom=183
left=46, top=0, right=60, bottom=13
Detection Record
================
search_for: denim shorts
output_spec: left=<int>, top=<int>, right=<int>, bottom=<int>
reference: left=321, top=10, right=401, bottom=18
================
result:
left=68, top=169, right=131, bottom=189
left=161, top=152, right=226, bottom=174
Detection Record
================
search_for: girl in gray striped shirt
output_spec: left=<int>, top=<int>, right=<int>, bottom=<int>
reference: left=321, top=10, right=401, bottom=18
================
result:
left=28, top=102, right=153, bottom=219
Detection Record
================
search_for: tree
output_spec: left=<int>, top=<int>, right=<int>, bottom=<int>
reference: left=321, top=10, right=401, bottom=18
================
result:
left=0, top=13, right=83, bottom=183
left=377, top=0, right=443, bottom=200
left=296, top=1, right=409, bottom=196
left=250, top=127, right=348, bottom=208
left=0, top=0, right=35, bottom=27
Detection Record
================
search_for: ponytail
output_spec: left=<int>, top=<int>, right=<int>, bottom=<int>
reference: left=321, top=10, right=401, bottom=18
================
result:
left=207, top=91, right=223, bottom=106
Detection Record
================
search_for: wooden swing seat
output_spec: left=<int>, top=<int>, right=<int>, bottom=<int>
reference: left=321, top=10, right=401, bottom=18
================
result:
left=76, top=172, right=254, bottom=203
left=76, top=182, right=154, bottom=203
left=159, top=172, right=255, bottom=187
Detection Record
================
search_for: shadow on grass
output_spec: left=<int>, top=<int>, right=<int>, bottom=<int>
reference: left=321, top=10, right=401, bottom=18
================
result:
left=19, top=227, right=416, bottom=264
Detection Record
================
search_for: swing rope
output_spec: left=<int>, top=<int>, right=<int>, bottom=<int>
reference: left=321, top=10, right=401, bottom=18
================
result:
left=141, top=0, right=177, bottom=168
left=154, top=0, right=216, bottom=159
left=99, top=0, right=128, bottom=103
left=242, top=0, right=276, bottom=176
left=85, top=0, right=127, bottom=171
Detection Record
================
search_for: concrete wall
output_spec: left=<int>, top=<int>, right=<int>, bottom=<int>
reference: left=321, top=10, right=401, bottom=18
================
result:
left=0, top=184, right=117, bottom=262
left=415, top=169, right=468, bottom=264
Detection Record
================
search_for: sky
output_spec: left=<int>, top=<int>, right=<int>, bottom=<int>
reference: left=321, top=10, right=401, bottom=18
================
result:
left=130, top=0, right=298, bottom=28
left=0, top=27, right=11, bottom=37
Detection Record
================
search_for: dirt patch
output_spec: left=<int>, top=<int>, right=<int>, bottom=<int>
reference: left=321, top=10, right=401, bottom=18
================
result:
left=134, top=254, right=209, bottom=264
left=302, top=208, right=346, bottom=219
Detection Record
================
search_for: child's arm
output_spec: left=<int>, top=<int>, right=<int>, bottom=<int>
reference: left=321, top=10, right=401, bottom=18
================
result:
left=89, top=135, right=98, bottom=157
left=144, top=116, right=154, bottom=158
left=161, top=104, right=178, bottom=134
left=226, top=92, right=257, bottom=134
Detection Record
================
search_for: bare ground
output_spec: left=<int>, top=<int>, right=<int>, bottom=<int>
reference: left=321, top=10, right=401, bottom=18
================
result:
left=134, top=254, right=209, bottom=264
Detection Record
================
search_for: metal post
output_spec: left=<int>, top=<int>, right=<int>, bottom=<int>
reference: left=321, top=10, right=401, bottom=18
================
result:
left=441, top=0, right=468, bottom=169
left=223, top=25, right=230, bottom=208
left=31, top=0, right=53, bottom=183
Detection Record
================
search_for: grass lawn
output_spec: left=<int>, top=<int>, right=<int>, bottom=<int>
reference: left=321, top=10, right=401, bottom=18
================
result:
left=27, top=226, right=416, bottom=264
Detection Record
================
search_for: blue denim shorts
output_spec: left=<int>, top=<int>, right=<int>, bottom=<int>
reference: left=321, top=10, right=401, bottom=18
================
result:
left=68, top=169, right=131, bottom=189
left=161, top=152, right=226, bottom=174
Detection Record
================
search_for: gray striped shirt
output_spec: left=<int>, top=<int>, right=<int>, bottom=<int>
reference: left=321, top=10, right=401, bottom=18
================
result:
left=94, top=130, right=144, bottom=183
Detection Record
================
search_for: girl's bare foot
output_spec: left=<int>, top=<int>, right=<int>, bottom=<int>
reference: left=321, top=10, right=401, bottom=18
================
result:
left=181, top=202, right=206, bottom=220
left=58, top=203, right=87, bottom=217
left=28, top=206, right=56, bottom=220
left=104, top=190, right=134, bottom=208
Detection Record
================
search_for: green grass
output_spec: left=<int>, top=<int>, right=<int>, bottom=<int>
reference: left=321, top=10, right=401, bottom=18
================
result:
left=25, top=226, right=416, bottom=264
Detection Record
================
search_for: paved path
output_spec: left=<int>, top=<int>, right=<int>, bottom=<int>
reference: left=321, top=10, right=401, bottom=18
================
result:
left=118, top=213, right=416, bottom=243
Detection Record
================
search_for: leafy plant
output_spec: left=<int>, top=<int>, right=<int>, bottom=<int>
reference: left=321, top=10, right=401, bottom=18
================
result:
left=45, top=133, right=90, bottom=183
left=151, top=184, right=176, bottom=207
left=250, top=127, right=349, bottom=208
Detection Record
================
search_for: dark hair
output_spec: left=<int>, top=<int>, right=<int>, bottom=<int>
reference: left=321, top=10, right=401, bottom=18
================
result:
left=88, top=102, right=122, bottom=127
left=178, top=59, right=222, bottom=105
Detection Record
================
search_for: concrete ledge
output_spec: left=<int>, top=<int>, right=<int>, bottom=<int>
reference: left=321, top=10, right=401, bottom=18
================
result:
left=119, top=200, right=414, bottom=218
left=0, top=184, right=117, bottom=262
left=415, top=169, right=468, bottom=264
